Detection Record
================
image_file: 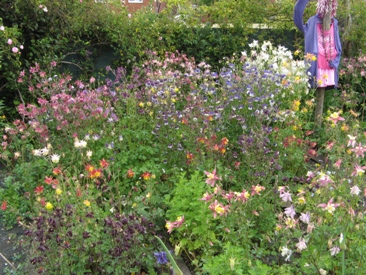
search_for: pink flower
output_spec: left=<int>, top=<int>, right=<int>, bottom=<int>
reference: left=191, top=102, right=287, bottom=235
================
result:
left=209, top=200, right=228, bottom=218
left=251, top=184, right=265, bottom=196
left=299, top=212, right=310, bottom=224
left=296, top=238, right=307, bottom=251
left=333, top=158, right=342, bottom=169
left=350, top=185, right=361, bottom=196
left=200, top=192, right=213, bottom=203
left=351, top=164, right=366, bottom=177
left=327, top=112, right=345, bottom=124
left=317, top=174, right=334, bottom=186
left=329, top=246, right=340, bottom=256
left=280, top=191, right=292, bottom=202
left=235, top=189, right=250, bottom=203
left=284, top=204, right=296, bottom=219
left=7, top=39, right=12, bottom=45
left=204, top=169, right=221, bottom=187
left=12, top=47, right=19, bottom=53
left=318, top=198, right=340, bottom=214
left=347, top=135, right=357, bottom=147
left=350, top=143, right=366, bottom=158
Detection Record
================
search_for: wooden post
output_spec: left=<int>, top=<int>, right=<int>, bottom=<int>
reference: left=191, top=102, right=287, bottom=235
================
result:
left=314, top=7, right=331, bottom=127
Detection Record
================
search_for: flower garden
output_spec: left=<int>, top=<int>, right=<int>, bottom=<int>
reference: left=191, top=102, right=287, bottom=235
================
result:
left=2, top=6, right=366, bottom=273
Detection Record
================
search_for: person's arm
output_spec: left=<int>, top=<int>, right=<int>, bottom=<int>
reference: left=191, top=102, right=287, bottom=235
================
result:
left=294, top=0, right=310, bottom=33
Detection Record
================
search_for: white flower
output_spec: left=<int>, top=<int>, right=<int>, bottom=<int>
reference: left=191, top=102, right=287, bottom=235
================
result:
left=249, top=40, right=259, bottom=48
left=79, top=140, right=87, bottom=148
left=51, top=154, right=60, bottom=164
left=280, top=246, right=292, bottom=261
left=319, top=268, right=327, bottom=275
left=43, top=6, right=48, bottom=12
left=350, top=185, right=361, bottom=196
left=329, top=246, right=340, bottom=256
left=41, top=147, right=49, bottom=156
left=0, top=26, right=4, bottom=31
left=86, top=150, right=93, bottom=159
left=33, top=149, right=42, bottom=156
left=74, top=139, right=87, bottom=148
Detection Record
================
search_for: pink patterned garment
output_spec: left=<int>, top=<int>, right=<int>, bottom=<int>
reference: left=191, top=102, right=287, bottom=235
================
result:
left=316, top=23, right=337, bottom=87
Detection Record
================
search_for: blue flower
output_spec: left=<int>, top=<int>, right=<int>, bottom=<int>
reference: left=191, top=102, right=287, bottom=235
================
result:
left=153, top=251, right=171, bottom=264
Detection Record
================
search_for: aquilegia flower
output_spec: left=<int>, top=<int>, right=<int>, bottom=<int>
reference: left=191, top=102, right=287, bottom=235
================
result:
left=204, top=169, right=221, bottom=187
left=153, top=251, right=171, bottom=264
left=318, top=198, right=340, bottom=215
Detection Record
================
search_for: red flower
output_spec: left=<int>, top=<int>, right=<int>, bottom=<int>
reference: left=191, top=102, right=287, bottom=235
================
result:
left=127, top=169, right=135, bottom=178
left=89, top=169, right=102, bottom=179
left=1, top=201, right=7, bottom=211
left=85, top=164, right=94, bottom=172
left=44, top=176, right=53, bottom=185
left=100, top=158, right=109, bottom=168
left=34, top=186, right=44, bottom=194
left=141, top=172, right=152, bottom=180
left=53, top=167, right=62, bottom=175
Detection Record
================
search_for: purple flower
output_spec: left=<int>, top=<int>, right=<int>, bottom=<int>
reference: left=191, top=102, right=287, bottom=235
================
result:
left=153, top=251, right=170, bottom=264
left=284, top=204, right=296, bottom=219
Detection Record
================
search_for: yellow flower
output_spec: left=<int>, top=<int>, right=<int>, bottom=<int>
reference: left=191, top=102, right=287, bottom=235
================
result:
left=45, top=202, right=54, bottom=211
left=297, top=196, right=306, bottom=205
left=146, top=192, right=151, bottom=198
left=138, top=102, right=145, bottom=107
left=84, top=200, right=91, bottom=207
left=55, top=188, right=62, bottom=195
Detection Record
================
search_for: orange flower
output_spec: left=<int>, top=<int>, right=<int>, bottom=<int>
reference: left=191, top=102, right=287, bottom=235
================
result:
left=127, top=169, right=135, bottom=178
left=53, top=167, right=62, bottom=175
left=142, top=172, right=152, bottom=180
left=89, top=169, right=102, bottom=179
left=221, top=137, right=229, bottom=145
left=100, top=158, right=109, bottom=168
left=85, top=164, right=94, bottom=172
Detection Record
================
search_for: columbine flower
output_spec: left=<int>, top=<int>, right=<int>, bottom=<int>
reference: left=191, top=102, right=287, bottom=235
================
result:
left=55, top=188, right=62, bottom=195
left=350, top=185, right=361, bottom=196
left=51, top=154, right=60, bottom=164
left=1, top=201, right=7, bottom=210
left=251, top=184, right=265, bottom=196
left=350, top=143, right=366, bottom=158
left=209, top=200, right=228, bottom=218
left=280, top=191, right=292, bottom=202
left=280, top=246, right=292, bottom=261
left=299, top=212, right=310, bottom=224
left=45, top=202, right=53, bottom=211
left=351, top=164, right=366, bottom=177
left=83, top=200, right=91, bottom=207
left=86, top=150, right=93, bottom=159
left=204, top=169, right=221, bottom=187
left=330, top=246, right=340, bottom=256
left=347, top=135, right=357, bottom=147
left=153, top=251, right=170, bottom=264
left=200, top=192, right=213, bottom=203
left=127, top=169, right=135, bottom=178
left=100, top=158, right=109, bottom=168
left=318, top=198, right=340, bottom=215
left=141, top=172, right=152, bottom=180
left=284, top=204, right=296, bottom=218
left=327, top=112, right=345, bottom=125
left=296, top=238, right=307, bottom=251
left=41, top=147, right=49, bottom=156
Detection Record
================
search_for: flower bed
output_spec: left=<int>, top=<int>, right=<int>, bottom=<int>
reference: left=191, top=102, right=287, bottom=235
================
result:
left=1, top=41, right=366, bottom=274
